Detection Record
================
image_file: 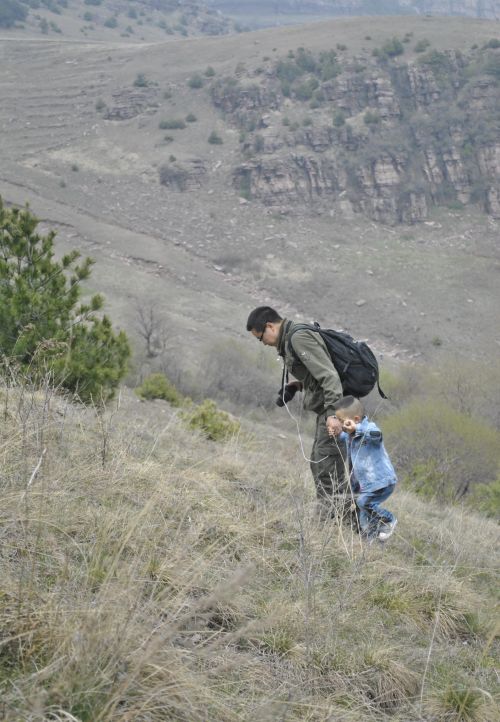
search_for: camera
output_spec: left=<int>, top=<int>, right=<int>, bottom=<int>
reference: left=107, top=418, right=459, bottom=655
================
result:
left=276, top=383, right=299, bottom=407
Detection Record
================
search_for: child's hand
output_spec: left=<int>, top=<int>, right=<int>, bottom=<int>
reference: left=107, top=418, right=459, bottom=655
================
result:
left=342, top=418, right=357, bottom=434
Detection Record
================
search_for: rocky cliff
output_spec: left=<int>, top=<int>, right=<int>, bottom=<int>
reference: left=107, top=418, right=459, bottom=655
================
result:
left=208, top=1, right=500, bottom=21
left=211, top=41, right=500, bottom=224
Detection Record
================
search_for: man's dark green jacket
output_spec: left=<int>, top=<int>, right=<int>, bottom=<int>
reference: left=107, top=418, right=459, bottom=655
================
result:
left=277, top=319, right=343, bottom=418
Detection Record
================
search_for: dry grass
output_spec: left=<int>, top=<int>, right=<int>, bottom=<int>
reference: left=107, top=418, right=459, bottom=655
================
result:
left=0, top=383, right=498, bottom=721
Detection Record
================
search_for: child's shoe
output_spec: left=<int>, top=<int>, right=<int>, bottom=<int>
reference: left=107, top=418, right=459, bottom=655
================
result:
left=378, top=518, right=398, bottom=541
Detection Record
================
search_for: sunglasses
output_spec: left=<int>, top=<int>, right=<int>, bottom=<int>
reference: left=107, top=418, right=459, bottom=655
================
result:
left=258, top=323, right=267, bottom=342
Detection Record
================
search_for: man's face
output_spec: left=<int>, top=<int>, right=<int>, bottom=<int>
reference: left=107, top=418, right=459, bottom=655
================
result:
left=250, top=322, right=280, bottom=347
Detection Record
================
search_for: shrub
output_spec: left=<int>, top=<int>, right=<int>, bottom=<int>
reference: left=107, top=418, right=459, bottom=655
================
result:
left=103, top=16, right=117, bottom=28
left=0, top=198, right=130, bottom=402
left=364, top=110, right=381, bottom=125
left=414, top=38, right=431, bottom=53
left=159, top=118, right=186, bottom=130
left=95, top=98, right=106, bottom=112
left=135, top=373, right=183, bottom=407
left=484, top=38, right=500, bottom=49
left=159, top=164, right=189, bottom=190
left=0, top=0, right=27, bottom=26
left=134, top=73, right=148, bottom=88
left=204, top=66, right=215, bottom=77
left=382, top=37, right=404, bottom=58
left=182, top=399, right=240, bottom=441
left=188, top=74, right=204, bottom=89
left=382, top=399, right=500, bottom=502
left=469, top=476, right=500, bottom=518
left=185, top=113, right=197, bottom=122
left=333, top=110, right=345, bottom=127
left=208, top=131, right=223, bottom=145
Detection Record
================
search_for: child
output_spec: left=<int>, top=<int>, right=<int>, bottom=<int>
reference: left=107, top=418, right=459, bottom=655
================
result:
left=333, top=396, right=397, bottom=541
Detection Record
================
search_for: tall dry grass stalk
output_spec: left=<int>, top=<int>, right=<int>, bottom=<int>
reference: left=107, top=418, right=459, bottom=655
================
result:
left=0, top=383, right=498, bottom=721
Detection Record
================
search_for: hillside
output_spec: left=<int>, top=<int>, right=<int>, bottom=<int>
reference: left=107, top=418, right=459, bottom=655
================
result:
left=207, top=0, right=500, bottom=27
left=0, top=0, right=234, bottom=40
left=0, top=381, right=498, bottom=720
left=1, top=15, right=499, bottom=381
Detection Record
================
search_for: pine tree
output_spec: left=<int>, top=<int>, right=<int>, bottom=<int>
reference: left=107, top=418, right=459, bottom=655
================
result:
left=0, top=198, right=130, bottom=402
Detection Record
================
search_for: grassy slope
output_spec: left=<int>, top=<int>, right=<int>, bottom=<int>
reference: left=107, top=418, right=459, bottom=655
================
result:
left=1, top=383, right=498, bottom=720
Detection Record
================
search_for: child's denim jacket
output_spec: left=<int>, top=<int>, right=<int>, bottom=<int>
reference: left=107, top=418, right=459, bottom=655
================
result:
left=339, top=416, right=397, bottom=493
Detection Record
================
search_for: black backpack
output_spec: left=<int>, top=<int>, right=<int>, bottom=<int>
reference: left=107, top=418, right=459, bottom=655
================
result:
left=288, top=322, right=387, bottom=399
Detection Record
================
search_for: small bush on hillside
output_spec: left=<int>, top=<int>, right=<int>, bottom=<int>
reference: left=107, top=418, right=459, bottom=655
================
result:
left=185, top=113, right=197, bottom=122
left=364, top=110, right=381, bottom=125
left=208, top=131, right=223, bottom=145
left=469, top=476, right=500, bottom=518
left=159, top=118, right=186, bottom=130
left=159, top=164, right=189, bottom=191
left=333, top=110, right=345, bottom=127
left=188, top=74, right=204, bottom=89
left=382, top=37, right=404, bottom=58
left=414, top=38, right=431, bottom=53
left=135, top=373, right=183, bottom=407
left=104, top=16, right=117, bottom=28
left=204, top=66, right=215, bottom=77
left=134, top=73, right=148, bottom=88
left=182, top=399, right=240, bottom=441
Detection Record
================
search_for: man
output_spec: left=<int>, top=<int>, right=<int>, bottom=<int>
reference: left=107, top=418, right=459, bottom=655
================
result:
left=247, top=306, right=351, bottom=521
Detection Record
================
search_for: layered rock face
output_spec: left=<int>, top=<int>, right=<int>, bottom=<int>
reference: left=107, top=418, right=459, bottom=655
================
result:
left=208, top=1, right=500, bottom=21
left=212, top=45, right=500, bottom=224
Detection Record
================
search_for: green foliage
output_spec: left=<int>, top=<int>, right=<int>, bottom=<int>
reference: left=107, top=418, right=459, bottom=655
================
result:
left=364, top=110, right=381, bottom=125
left=484, top=38, right=500, bottom=49
left=382, top=37, right=405, bottom=58
left=414, top=38, right=431, bottom=53
left=158, top=118, right=186, bottom=130
left=204, top=66, right=215, bottom=77
left=0, top=0, right=27, bottom=27
left=185, top=113, right=197, bottom=123
left=182, top=399, right=240, bottom=441
left=0, top=199, right=130, bottom=402
left=332, top=110, right=345, bottom=127
left=483, top=52, right=500, bottom=79
left=188, top=74, right=204, bottom=89
left=133, top=73, right=148, bottom=88
left=159, top=164, right=189, bottom=191
left=382, top=399, right=500, bottom=502
left=135, top=373, right=183, bottom=407
left=103, top=16, right=117, bottom=29
left=469, top=475, right=500, bottom=518
left=208, top=130, right=223, bottom=145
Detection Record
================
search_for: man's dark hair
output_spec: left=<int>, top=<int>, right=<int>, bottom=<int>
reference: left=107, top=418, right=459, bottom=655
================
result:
left=246, top=306, right=282, bottom=332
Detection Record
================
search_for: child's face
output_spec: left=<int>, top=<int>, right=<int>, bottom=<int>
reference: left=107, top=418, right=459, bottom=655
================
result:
left=335, top=409, right=361, bottom=433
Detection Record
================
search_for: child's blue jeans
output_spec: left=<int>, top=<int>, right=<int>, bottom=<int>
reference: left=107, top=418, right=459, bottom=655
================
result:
left=356, top=484, right=396, bottom=536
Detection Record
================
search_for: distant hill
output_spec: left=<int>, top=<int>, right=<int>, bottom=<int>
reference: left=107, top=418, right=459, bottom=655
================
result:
left=0, top=0, right=235, bottom=39
left=207, top=0, right=500, bottom=28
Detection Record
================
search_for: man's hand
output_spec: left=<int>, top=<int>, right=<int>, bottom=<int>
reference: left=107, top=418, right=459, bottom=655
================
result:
left=326, top=415, right=343, bottom=437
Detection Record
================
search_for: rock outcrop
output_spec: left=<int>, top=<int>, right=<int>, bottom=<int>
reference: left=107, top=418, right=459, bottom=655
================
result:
left=215, top=44, right=500, bottom=224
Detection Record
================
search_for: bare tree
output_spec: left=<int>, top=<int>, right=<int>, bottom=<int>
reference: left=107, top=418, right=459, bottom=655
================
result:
left=135, top=302, right=166, bottom=358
